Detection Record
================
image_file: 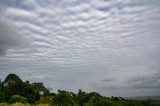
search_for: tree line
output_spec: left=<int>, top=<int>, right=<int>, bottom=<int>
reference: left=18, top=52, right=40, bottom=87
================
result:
left=0, top=73, right=159, bottom=106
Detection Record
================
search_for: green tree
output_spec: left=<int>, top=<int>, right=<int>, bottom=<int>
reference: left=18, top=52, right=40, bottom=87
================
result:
left=53, top=90, right=74, bottom=106
left=0, top=82, right=5, bottom=103
left=32, top=82, right=50, bottom=96
left=84, top=96, right=112, bottom=106
left=3, top=73, right=23, bottom=101
left=77, top=89, right=90, bottom=106
left=20, top=81, right=38, bottom=103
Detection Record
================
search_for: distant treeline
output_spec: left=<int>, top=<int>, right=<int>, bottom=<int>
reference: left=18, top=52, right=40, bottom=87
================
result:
left=0, top=73, right=159, bottom=106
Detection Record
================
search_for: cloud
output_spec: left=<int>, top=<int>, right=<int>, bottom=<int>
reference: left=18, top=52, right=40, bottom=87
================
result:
left=0, top=0, right=160, bottom=97
left=127, top=72, right=160, bottom=89
left=0, top=21, right=30, bottom=55
left=6, top=7, right=37, bottom=18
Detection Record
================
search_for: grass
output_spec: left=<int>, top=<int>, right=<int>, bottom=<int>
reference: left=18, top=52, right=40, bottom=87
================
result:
left=0, top=103, right=49, bottom=106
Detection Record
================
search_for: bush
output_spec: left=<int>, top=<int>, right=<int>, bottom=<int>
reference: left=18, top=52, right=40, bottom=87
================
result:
left=9, top=95, right=27, bottom=104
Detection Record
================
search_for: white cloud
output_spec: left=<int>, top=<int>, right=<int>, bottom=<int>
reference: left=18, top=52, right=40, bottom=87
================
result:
left=6, top=7, right=37, bottom=18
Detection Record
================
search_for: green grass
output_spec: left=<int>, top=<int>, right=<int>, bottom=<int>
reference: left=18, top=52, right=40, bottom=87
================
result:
left=0, top=103, right=49, bottom=106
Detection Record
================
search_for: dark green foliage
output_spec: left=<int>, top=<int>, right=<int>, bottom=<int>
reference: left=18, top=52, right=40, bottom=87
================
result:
left=84, top=96, right=111, bottom=106
left=53, top=90, right=74, bottom=106
left=9, top=95, right=27, bottom=103
left=0, top=82, right=5, bottom=102
left=32, top=82, right=50, bottom=96
left=111, top=96, right=120, bottom=101
left=20, top=81, right=38, bottom=103
left=3, top=73, right=23, bottom=101
left=77, top=89, right=90, bottom=106
left=4, top=73, right=23, bottom=84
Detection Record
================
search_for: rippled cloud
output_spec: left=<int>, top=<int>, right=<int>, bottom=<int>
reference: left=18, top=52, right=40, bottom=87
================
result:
left=0, top=20, right=30, bottom=55
left=0, top=0, right=160, bottom=96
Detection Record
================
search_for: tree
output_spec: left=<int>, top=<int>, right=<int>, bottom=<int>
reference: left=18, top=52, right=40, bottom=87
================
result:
left=3, top=73, right=23, bottom=101
left=0, top=82, right=5, bottom=103
left=32, top=82, right=50, bottom=96
left=3, top=73, right=23, bottom=84
left=77, top=89, right=89, bottom=106
left=53, top=90, right=74, bottom=106
left=84, top=93, right=111, bottom=106
left=20, top=81, right=38, bottom=103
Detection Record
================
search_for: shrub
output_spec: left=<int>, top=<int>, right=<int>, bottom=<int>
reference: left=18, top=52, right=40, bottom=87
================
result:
left=9, top=95, right=27, bottom=104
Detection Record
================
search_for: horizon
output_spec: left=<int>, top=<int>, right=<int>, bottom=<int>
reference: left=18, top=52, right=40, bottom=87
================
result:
left=1, top=73, right=160, bottom=98
left=0, top=0, right=160, bottom=97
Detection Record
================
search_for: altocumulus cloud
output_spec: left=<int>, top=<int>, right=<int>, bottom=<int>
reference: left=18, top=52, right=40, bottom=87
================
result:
left=0, top=20, right=30, bottom=55
left=0, top=0, right=160, bottom=97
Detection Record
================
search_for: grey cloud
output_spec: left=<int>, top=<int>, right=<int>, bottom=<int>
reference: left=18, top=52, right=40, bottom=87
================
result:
left=102, top=78, right=115, bottom=82
left=0, top=21, right=30, bottom=55
left=127, top=72, right=160, bottom=89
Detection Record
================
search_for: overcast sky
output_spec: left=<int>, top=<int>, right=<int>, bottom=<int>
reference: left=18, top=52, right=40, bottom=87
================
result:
left=0, top=0, right=160, bottom=97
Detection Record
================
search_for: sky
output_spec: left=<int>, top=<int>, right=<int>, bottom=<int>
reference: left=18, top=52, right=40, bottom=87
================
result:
left=0, top=0, right=160, bottom=97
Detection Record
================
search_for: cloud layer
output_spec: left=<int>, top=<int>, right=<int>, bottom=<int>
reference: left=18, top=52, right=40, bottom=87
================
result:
left=0, top=20, right=30, bottom=55
left=0, top=0, right=160, bottom=96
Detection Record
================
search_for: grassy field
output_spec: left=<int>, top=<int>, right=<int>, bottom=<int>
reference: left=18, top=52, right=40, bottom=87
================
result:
left=0, top=103, right=49, bottom=106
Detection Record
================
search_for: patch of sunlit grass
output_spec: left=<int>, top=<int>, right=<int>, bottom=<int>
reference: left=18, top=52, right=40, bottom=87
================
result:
left=35, top=104, right=49, bottom=106
left=0, top=103, right=49, bottom=106
left=0, top=103, right=9, bottom=106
